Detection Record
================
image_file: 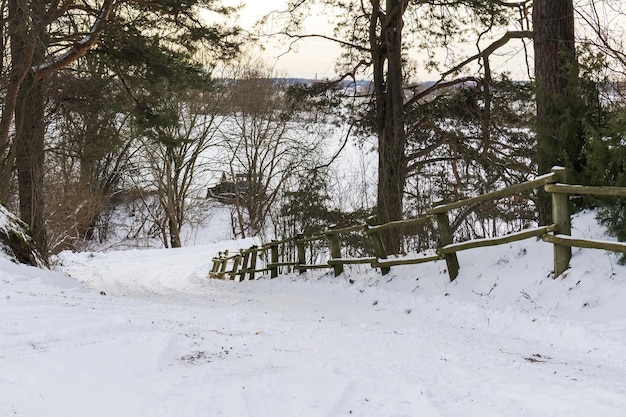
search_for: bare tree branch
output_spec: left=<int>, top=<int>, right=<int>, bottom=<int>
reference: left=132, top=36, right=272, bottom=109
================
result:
left=270, top=31, right=370, bottom=53
left=35, top=0, right=114, bottom=80
left=47, top=0, right=75, bottom=23
left=489, top=0, right=531, bottom=7
left=403, top=30, right=532, bottom=109
left=440, top=30, right=533, bottom=79
left=575, top=2, right=626, bottom=71
left=404, top=76, right=481, bottom=108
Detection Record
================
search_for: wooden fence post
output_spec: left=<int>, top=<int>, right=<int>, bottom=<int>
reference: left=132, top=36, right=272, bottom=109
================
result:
left=296, top=233, right=306, bottom=274
left=229, top=254, right=242, bottom=280
left=248, top=246, right=258, bottom=280
left=270, top=241, right=279, bottom=278
left=326, top=230, right=343, bottom=276
left=365, top=217, right=390, bottom=275
left=218, top=250, right=229, bottom=279
left=551, top=166, right=572, bottom=277
left=433, top=205, right=460, bottom=281
left=210, top=253, right=221, bottom=276
left=239, top=249, right=250, bottom=281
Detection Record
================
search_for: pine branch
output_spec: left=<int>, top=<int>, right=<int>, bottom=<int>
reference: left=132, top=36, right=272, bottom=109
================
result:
left=403, top=30, right=532, bottom=109
left=440, top=30, right=533, bottom=80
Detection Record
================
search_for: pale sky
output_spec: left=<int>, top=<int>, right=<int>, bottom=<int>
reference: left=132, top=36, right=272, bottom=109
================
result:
left=215, top=0, right=532, bottom=81
left=220, top=0, right=341, bottom=79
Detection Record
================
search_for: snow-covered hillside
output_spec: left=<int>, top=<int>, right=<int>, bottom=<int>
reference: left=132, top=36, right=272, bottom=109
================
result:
left=2, top=210, right=626, bottom=416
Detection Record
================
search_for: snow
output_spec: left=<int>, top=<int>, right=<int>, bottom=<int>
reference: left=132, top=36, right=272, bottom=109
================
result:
left=2, top=210, right=626, bottom=416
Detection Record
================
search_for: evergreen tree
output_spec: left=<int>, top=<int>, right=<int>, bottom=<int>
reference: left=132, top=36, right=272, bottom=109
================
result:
left=273, top=0, right=531, bottom=254
left=533, top=0, right=587, bottom=224
left=586, top=104, right=626, bottom=253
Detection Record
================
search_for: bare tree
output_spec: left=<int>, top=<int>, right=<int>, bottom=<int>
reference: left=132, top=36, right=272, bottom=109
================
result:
left=44, top=68, right=136, bottom=253
left=135, top=88, right=227, bottom=248
left=218, top=60, right=328, bottom=238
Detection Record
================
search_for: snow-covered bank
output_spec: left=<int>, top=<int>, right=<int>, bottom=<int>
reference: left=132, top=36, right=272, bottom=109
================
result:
left=2, top=210, right=626, bottom=416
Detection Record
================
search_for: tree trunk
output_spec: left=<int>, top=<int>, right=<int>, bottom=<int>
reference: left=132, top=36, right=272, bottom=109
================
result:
left=373, top=0, right=407, bottom=255
left=15, top=72, right=47, bottom=256
left=533, top=0, right=577, bottom=225
left=12, top=0, right=48, bottom=257
left=0, top=0, right=35, bottom=201
left=168, top=216, right=182, bottom=248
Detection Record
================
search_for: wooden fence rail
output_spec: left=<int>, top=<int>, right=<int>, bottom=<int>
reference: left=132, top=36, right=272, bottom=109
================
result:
left=210, top=167, right=626, bottom=282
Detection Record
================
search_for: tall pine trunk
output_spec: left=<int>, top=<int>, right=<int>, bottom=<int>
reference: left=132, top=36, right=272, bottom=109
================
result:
left=15, top=73, right=47, bottom=255
left=13, top=0, right=48, bottom=256
left=373, top=0, right=407, bottom=255
left=533, top=0, right=578, bottom=225
left=0, top=0, right=35, bottom=201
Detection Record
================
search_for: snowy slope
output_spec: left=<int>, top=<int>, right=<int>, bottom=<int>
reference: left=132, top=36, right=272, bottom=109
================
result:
left=1, top=210, right=626, bottom=416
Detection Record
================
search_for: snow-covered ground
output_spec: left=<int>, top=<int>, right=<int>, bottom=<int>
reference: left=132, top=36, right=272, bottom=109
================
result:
left=2, top=210, right=626, bottom=416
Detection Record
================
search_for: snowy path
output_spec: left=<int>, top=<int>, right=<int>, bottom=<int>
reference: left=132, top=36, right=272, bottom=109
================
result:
left=2, top=237, right=626, bottom=417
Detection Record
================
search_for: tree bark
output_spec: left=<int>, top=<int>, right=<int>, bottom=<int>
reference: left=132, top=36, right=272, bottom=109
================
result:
left=372, top=0, right=407, bottom=255
left=12, top=0, right=48, bottom=256
left=0, top=0, right=35, bottom=201
left=533, top=0, right=575, bottom=118
left=7, top=0, right=114, bottom=257
left=533, top=0, right=577, bottom=225
left=15, top=73, right=47, bottom=256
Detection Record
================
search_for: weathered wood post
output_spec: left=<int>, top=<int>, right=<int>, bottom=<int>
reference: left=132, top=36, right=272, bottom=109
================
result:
left=295, top=233, right=306, bottom=274
left=325, top=230, right=343, bottom=276
left=228, top=254, right=242, bottom=281
left=433, top=204, right=460, bottom=281
left=239, top=249, right=250, bottom=281
left=248, top=246, right=258, bottom=280
left=210, top=253, right=221, bottom=276
left=270, top=241, right=279, bottom=278
left=218, top=250, right=229, bottom=279
left=550, top=166, right=572, bottom=277
left=365, top=216, right=390, bottom=275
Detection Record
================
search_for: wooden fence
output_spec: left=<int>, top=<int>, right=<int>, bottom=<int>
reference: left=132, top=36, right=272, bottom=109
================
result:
left=210, top=167, right=626, bottom=282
